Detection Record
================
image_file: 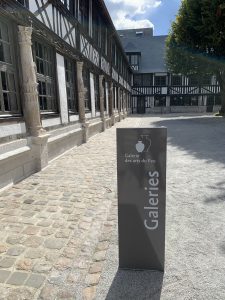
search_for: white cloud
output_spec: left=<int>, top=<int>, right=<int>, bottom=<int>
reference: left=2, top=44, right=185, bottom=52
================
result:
left=105, top=0, right=161, bottom=30
left=114, top=11, right=154, bottom=30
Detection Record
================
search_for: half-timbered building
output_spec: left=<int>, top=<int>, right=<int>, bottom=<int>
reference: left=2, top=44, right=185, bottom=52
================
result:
left=118, top=28, right=221, bottom=114
left=0, top=0, right=132, bottom=190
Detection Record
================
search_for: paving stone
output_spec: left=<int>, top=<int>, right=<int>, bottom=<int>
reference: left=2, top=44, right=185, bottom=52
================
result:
left=56, top=289, right=74, bottom=299
left=85, top=273, right=101, bottom=286
left=0, top=270, right=11, bottom=283
left=62, top=247, right=77, bottom=259
left=96, top=241, right=109, bottom=251
left=6, top=235, right=25, bottom=245
left=25, top=273, right=46, bottom=288
left=89, top=262, right=104, bottom=274
left=0, top=257, right=16, bottom=268
left=33, top=260, right=52, bottom=274
left=40, top=228, right=55, bottom=236
left=45, top=251, right=60, bottom=263
left=66, top=273, right=79, bottom=284
left=24, top=236, right=44, bottom=248
left=37, top=220, right=52, bottom=227
left=93, top=250, right=106, bottom=262
left=7, top=272, right=28, bottom=285
left=83, top=286, right=96, bottom=300
left=25, top=249, right=45, bottom=259
left=54, top=257, right=73, bottom=271
left=6, top=287, right=35, bottom=300
left=16, top=258, right=33, bottom=271
left=55, top=229, right=71, bottom=239
left=22, top=226, right=40, bottom=235
left=38, top=283, right=58, bottom=300
left=0, top=244, right=8, bottom=254
left=7, top=246, right=25, bottom=256
left=44, top=238, right=65, bottom=250
left=23, top=199, right=34, bottom=204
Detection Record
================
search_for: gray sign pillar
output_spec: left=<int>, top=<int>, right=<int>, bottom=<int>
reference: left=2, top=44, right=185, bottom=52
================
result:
left=117, top=128, right=167, bottom=271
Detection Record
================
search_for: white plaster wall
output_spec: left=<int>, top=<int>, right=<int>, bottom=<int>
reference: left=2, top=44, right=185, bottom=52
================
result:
left=90, top=73, right=96, bottom=117
left=42, top=118, right=61, bottom=128
left=85, top=113, right=92, bottom=119
left=56, top=53, right=69, bottom=124
left=69, top=115, right=79, bottom=122
left=161, top=87, right=168, bottom=95
left=0, top=123, right=26, bottom=138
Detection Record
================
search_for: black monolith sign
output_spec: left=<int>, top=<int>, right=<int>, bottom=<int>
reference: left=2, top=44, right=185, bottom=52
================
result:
left=117, top=128, right=167, bottom=271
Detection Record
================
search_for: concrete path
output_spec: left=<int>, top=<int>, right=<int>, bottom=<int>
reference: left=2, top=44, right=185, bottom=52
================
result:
left=0, top=114, right=225, bottom=299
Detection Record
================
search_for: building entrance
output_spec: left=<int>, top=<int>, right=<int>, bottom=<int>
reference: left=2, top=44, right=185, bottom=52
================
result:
left=137, top=96, right=146, bottom=114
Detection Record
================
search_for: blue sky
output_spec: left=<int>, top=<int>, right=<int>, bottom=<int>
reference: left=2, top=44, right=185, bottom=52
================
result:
left=104, top=0, right=182, bottom=36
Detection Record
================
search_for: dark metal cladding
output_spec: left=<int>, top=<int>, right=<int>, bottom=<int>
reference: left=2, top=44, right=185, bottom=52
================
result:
left=117, top=128, right=167, bottom=271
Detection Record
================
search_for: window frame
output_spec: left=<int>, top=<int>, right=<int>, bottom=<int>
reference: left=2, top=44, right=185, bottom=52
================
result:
left=64, top=56, right=78, bottom=114
left=0, top=17, right=21, bottom=116
left=154, top=75, right=167, bottom=87
left=171, top=75, right=182, bottom=86
left=82, top=65, right=91, bottom=112
left=32, top=38, right=58, bottom=113
left=93, top=73, right=100, bottom=112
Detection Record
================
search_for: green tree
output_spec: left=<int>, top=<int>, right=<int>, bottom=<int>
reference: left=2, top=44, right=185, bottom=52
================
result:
left=166, top=0, right=225, bottom=113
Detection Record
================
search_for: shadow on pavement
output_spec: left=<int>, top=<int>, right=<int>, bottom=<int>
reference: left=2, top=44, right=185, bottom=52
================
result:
left=205, top=180, right=225, bottom=204
left=106, top=269, right=164, bottom=300
left=147, top=116, right=225, bottom=166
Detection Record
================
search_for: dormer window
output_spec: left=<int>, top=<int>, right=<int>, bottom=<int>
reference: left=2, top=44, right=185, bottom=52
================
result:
left=136, top=31, right=143, bottom=37
left=126, top=52, right=141, bottom=71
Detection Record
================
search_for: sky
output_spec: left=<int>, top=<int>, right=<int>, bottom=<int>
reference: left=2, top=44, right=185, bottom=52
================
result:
left=104, top=0, right=182, bottom=36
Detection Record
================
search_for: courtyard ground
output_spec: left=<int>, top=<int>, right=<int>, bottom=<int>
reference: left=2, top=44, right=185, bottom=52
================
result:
left=0, top=114, right=225, bottom=299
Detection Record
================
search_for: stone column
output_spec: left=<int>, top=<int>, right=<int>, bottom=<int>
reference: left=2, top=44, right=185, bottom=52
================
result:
left=18, top=26, right=49, bottom=171
left=123, top=90, right=127, bottom=118
left=76, top=61, right=89, bottom=143
left=118, top=86, right=122, bottom=121
left=108, top=81, right=115, bottom=126
left=18, top=26, right=45, bottom=137
left=99, top=75, right=106, bottom=131
left=166, top=96, right=170, bottom=107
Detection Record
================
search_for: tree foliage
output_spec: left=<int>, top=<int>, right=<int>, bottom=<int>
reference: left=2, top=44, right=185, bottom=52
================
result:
left=166, top=0, right=225, bottom=112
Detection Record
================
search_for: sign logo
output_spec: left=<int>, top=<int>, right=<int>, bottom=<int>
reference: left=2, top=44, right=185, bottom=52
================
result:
left=135, top=135, right=151, bottom=153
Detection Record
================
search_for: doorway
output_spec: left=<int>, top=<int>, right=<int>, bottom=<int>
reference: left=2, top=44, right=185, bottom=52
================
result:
left=137, top=96, right=146, bottom=114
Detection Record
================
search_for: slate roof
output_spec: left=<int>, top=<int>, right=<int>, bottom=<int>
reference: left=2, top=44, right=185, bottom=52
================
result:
left=118, top=28, right=168, bottom=73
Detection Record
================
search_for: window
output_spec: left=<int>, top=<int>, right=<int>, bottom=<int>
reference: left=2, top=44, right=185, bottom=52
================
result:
left=188, top=75, right=199, bottom=86
left=82, top=66, right=91, bottom=111
left=64, top=57, right=77, bottom=113
left=33, top=40, right=56, bottom=112
left=126, top=52, right=140, bottom=71
left=155, top=76, right=167, bottom=86
left=142, top=74, right=153, bottom=86
left=92, top=3, right=100, bottom=44
left=171, top=96, right=184, bottom=106
left=133, top=74, right=153, bottom=86
left=79, top=0, right=89, bottom=33
left=171, top=75, right=182, bottom=86
left=16, top=0, right=29, bottom=8
left=201, top=75, right=211, bottom=85
left=100, top=19, right=107, bottom=55
left=59, top=0, right=75, bottom=14
left=93, top=74, right=100, bottom=111
left=0, top=19, right=20, bottom=115
left=154, top=96, right=166, bottom=107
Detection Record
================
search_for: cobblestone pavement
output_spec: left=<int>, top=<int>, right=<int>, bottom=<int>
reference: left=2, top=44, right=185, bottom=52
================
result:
left=0, top=114, right=225, bottom=300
